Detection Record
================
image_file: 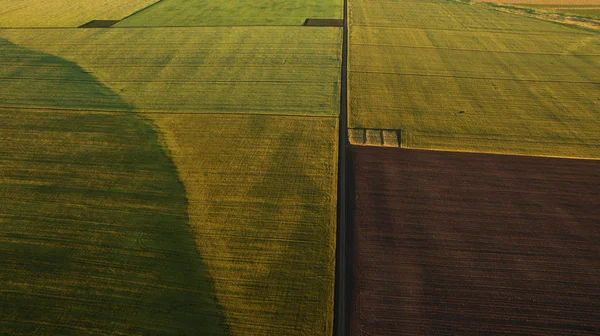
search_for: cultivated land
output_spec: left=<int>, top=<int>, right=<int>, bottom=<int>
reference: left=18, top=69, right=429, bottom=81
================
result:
left=155, top=114, right=338, bottom=336
left=351, top=146, right=600, bottom=335
left=0, top=26, right=341, bottom=336
left=520, top=4, right=600, bottom=18
left=348, top=0, right=600, bottom=158
left=0, top=38, right=228, bottom=335
left=0, top=28, right=341, bottom=116
left=0, top=0, right=158, bottom=28
left=116, top=0, right=344, bottom=26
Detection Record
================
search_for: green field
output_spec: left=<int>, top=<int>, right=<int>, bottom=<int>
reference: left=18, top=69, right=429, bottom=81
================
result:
left=116, top=0, right=343, bottom=26
left=0, top=0, right=158, bottom=27
left=349, top=0, right=600, bottom=158
left=0, top=38, right=228, bottom=335
left=1, top=26, right=340, bottom=335
left=1, top=27, right=341, bottom=116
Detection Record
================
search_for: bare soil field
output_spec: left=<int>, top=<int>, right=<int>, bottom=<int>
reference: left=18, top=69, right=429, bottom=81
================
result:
left=351, top=146, right=600, bottom=335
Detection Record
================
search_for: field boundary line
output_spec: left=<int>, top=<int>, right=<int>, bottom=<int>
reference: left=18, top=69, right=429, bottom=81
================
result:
left=0, top=106, right=339, bottom=118
left=117, top=0, right=165, bottom=22
left=0, top=64, right=341, bottom=70
left=396, top=146, right=600, bottom=161
left=0, top=25, right=341, bottom=29
left=334, top=0, right=350, bottom=332
left=351, top=43, right=600, bottom=56
left=0, top=77, right=340, bottom=85
left=349, top=71, right=600, bottom=84
left=140, top=111, right=339, bottom=118
left=350, top=25, right=595, bottom=35
left=0, top=105, right=129, bottom=113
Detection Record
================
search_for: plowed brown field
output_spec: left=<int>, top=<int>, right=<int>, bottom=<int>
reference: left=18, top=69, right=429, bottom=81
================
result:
left=352, top=147, right=600, bottom=336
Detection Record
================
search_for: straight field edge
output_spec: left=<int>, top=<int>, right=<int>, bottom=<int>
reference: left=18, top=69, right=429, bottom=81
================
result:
left=333, top=0, right=351, bottom=332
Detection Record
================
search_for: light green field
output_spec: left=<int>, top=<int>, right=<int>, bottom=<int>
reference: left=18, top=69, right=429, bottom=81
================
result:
left=116, top=0, right=343, bottom=26
left=0, top=0, right=158, bottom=27
left=0, top=38, right=228, bottom=335
left=0, top=27, right=341, bottom=117
left=349, top=0, right=600, bottom=158
left=0, top=27, right=340, bottom=335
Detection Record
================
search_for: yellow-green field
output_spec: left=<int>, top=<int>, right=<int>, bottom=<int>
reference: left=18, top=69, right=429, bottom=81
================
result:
left=0, top=0, right=158, bottom=27
left=525, top=4, right=600, bottom=18
left=0, top=38, right=228, bottom=335
left=116, top=0, right=343, bottom=26
left=0, top=27, right=341, bottom=335
left=154, top=114, right=338, bottom=335
left=0, top=27, right=341, bottom=116
left=349, top=0, right=600, bottom=158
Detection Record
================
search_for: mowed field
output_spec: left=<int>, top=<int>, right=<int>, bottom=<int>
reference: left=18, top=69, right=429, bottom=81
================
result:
left=351, top=146, right=600, bottom=335
left=1, top=24, right=341, bottom=336
left=116, top=0, right=343, bottom=27
left=0, top=0, right=158, bottom=27
left=349, top=0, right=600, bottom=158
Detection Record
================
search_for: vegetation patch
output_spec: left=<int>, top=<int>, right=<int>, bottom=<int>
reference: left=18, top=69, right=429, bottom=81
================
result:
left=348, top=0, right=600, bottom=158
left=116, top=0, right=343, bottom=26
left=0, top=0, right=158, bottom=27
left=482, top=2, right=600, bottom=30
left=0, top=38, right=228, bottom=335
left=0, top=26, right=341, bottom=335
left=1, top=27, right=342, bottom=117
left=151, top=114, right=338, bottom=336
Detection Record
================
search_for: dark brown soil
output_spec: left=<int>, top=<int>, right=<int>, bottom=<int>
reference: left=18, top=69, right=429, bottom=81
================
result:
left=351, top=147, right=600, bottom=336
left=303, top=19, right=344, bottom=27
left=78, top=20, right=120, bottom=28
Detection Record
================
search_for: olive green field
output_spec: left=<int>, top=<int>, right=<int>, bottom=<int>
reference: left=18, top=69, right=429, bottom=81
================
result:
left=0, top=2, right=342, bottom=335
left=2, top=0, right=599, bottom=335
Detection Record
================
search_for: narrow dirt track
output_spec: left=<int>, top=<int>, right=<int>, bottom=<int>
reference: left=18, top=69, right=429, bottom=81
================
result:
left=351, top=147, right=600, bottom=336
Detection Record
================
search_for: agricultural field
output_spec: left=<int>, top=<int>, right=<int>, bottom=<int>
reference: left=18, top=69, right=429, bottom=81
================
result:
left=0, top=38, right=228, bottom=335
left=0, top=27, right=341, bottom=116
left=116, top=0, right=344, bottom=26
left=0, top=22, right=340, bottom=336
left=524, top=4, right=600, bottom=18
left=153, top=114, right=338, bottom=336
left=348, top=0, right=600, bottom=158
left=0, top=0, right=158, bottom=28
left=4, top=0, right=600, bottom=335
left=351, top=146, right=600, bottom=335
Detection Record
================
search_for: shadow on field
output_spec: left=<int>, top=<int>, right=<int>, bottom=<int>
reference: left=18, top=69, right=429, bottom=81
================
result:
left=0, top=39, right=229, bottom=335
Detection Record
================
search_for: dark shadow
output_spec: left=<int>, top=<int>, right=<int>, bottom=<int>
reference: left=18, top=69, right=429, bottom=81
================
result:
left=304, top=19, right=344, bottom=27
left=0, top=38, right=229, bottom=335
left=78, top=20, right=121, bottom=28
